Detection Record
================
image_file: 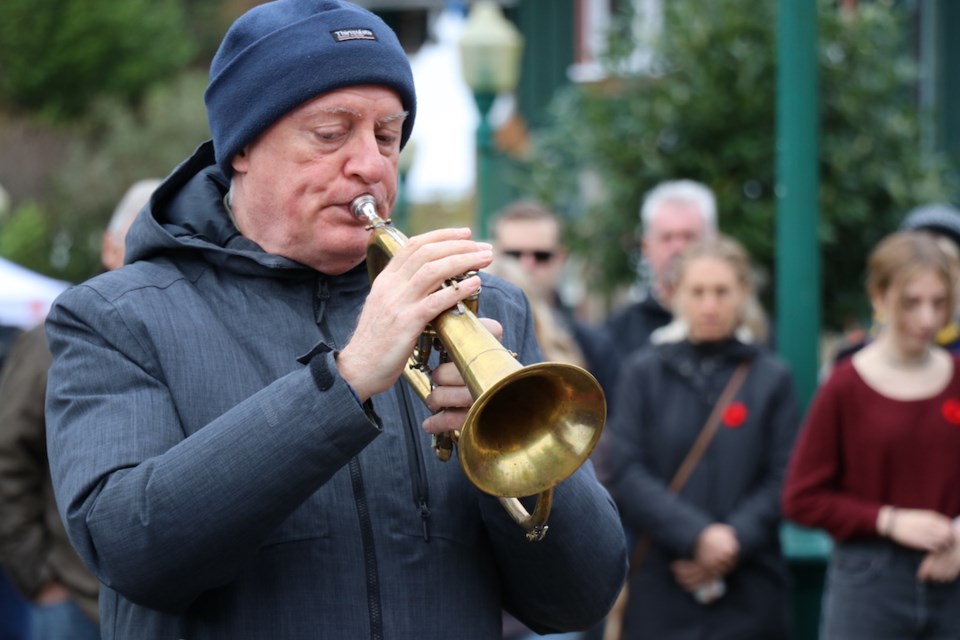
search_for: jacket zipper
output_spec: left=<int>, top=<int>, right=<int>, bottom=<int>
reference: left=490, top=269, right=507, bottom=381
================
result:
left=397, top=385, right=432, bottom=542
left=349, top=458, right=384, bottom=640
left=314, top=276, right=330, bottom=326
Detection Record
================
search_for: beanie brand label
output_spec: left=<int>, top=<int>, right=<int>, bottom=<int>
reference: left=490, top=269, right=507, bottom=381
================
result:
left=331, top=28, right=377, bottom=42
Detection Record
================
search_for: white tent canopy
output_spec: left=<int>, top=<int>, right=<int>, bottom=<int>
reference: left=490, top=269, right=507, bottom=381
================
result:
left=0, top=257, right=70, bottom=329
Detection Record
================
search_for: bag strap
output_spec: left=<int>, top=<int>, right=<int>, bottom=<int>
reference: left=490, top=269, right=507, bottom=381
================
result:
left=628, top=360, right=752, bottom=571
left=667, top=360, right=751, bottom=494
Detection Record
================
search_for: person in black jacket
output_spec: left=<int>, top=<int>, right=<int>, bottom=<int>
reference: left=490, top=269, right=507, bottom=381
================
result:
left=600, top=235, right=800, bottom=640
left=41, top=3, right=627, bottom=637
left=603, top=180, right=718, bottom=364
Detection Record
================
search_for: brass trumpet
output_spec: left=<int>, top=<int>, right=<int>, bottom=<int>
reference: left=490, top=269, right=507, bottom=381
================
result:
left=351, top=194, right=606, bottom=542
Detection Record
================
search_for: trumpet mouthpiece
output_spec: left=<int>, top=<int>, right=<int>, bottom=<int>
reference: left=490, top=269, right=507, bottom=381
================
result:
left=351, top=194, right=378, bottom=221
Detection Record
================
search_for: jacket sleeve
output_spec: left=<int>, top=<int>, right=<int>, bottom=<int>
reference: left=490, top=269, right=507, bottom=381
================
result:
left=44, top=285, right=382, bottom=612
left=0, top=327, right=54, bottom=598
left=483, top=463, right=627, bottom=634
left=600, top=353, right=714, bottom=558
left=725, top=362, right=801, bottom=556
left=475, top=283, right=627, bottom=634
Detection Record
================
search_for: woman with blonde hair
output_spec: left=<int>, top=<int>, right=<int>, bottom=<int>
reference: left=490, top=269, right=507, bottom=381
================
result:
left=601, top=234, right=799, bottom=639
left=783, top=231, right=960, bottom=639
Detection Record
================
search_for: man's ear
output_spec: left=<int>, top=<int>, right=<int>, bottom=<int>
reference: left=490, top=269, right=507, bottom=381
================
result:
left=231, top=146, right=249, bottom=174
left=101, top=233, right=122, bottom=272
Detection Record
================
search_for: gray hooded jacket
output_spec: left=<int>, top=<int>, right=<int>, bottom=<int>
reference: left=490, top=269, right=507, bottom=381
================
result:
left=44, top=142, right=626, bottom=640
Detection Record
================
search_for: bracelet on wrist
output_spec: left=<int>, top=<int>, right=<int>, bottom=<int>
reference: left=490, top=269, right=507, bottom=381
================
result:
left=881, top=506, right=898, bottom=538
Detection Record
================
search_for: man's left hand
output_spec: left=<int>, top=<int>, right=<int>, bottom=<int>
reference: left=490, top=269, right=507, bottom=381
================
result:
left=422, top=317, right=503, bottom=435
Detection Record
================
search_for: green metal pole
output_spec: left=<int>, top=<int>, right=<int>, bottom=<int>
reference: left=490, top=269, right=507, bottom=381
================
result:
left=776, top=0, right=820, bottom=409
left=473, top=91, right=497, bottom=240
left=936, top=0, right=960, bottom=202
left=777, top=4, right=826, bottom=640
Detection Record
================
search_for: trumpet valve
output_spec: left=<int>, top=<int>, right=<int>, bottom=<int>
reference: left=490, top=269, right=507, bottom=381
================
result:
left=432, top=433, right=454, bottom=461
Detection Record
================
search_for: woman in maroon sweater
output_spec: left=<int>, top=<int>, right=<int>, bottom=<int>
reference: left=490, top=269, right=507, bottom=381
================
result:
left=783, top=231, right=960, bottom=639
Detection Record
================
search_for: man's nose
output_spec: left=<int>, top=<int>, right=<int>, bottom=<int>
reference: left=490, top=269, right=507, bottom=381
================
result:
left=346, top=133, right=386, bottom=184
left=518, top=253, right=539, bottom=270
left=668, top=237, right=691, bottom=257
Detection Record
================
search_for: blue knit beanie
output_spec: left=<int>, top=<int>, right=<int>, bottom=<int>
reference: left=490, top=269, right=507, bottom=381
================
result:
left=205, top=0, right=417, bottom=177
left=900, top=203, right=960, bottom=251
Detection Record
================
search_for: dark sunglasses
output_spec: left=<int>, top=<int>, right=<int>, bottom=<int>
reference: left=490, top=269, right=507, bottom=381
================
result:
left=502, top=250, right=555, bottom=264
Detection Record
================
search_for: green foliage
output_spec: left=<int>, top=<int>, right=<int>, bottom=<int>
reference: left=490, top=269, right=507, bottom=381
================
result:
left=0, top=0, right=195, bottom=121
left=181, top=0, right=234, bottom=63
left=0, top=202, right=56, bottom=275
left=816, top=1, right=955, bottom=325
left=0, top=72, right=211, bottom=283
left=525, top=0, right=958, bottom=328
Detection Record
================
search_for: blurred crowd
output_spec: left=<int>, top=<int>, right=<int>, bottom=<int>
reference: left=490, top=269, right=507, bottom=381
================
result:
left=488, top=183, right=960, bottom=640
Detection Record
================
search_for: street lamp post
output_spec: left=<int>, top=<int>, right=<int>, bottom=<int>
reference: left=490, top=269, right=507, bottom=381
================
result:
left=393, top=140, right=416, bottom=232
left=459, top=1, right=523, bottom=239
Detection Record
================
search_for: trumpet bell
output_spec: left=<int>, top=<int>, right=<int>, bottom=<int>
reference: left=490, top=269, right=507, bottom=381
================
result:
left=458, top=362, right=606, bottom=498
left=350, top=192, right=607, bottom=539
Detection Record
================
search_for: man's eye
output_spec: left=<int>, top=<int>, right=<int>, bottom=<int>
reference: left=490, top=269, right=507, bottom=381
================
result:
left=376, top=129, right=401, bottom=149
left=314, top=129, right=346, bottom=142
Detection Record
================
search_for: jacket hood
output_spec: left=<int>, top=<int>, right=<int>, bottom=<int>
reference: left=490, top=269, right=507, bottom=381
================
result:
left=124, top=141, right=314, bottom=280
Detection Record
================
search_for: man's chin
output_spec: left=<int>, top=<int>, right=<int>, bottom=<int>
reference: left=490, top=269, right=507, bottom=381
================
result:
left=318, top=253, right=367, bottom=276
left=293, top=241, right=367, bottom=275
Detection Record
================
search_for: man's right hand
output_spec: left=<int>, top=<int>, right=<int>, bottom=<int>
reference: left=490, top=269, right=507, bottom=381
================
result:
left=336, top=228, right=493, bottom=401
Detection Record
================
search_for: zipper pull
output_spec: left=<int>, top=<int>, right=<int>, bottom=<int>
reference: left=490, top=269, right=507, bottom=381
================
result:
left=418, top=499, right=431, bottom=542
left=314, top=277, right=330, bottom=323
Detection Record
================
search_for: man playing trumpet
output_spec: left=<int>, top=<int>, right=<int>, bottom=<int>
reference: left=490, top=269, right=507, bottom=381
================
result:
left=43, top=1, right=627, bottom=638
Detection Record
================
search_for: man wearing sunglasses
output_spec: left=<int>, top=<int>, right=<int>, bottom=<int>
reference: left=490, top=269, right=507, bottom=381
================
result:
left=491, top=201, right=619, bottom=408
left=492, top=205, right=564, bottom=297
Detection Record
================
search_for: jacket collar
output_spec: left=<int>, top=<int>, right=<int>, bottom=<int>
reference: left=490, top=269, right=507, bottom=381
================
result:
left=656, top=337, right=757, bottom=382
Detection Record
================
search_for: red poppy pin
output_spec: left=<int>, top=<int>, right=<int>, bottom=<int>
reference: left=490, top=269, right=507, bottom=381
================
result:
left=723, top=401, right=748, bottom=428
left=941, top=399, right=960, bottom=425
